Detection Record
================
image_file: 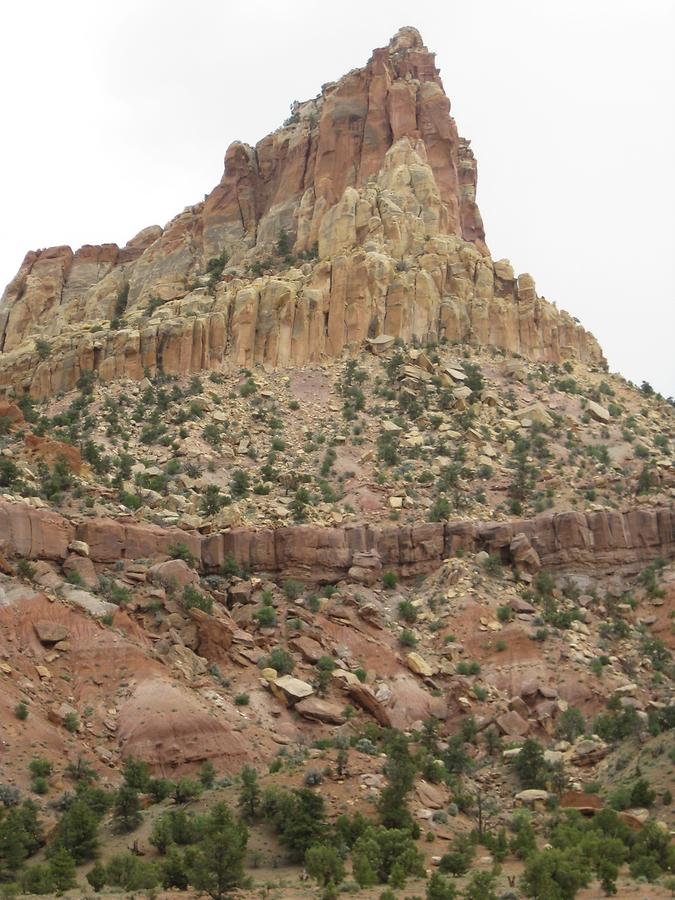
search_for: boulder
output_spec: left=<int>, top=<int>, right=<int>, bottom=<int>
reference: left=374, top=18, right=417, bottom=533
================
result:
left=515, top=403, right=553, bottom=427
left=587, top=400, right=610, bottom=423
left=496, top=709, right=530, bottom=736
left=148, top=559, right=199, bottom=590
left=509, top=533, right=541, bottom=575
left=289, top=636, right=324, bottom=664
left=515, top=789, right=550, bottom=808
left=347, top=682, right=392, bottom=727
left=48, top=702, right=79, bottom=729
left=295, top=697, right=346, bottom=724
left=63, top=587, right=116, bottom=618
left=67, top=540, right=90, bottom=557
left=189, top=608, right=235, bottom=660
left=570, top=738, right=609, bottom=766
left=34, top=621, right=69, bottom=644
left=415, top=781, right=446, bottom=810
left=406, top=652, right=434, bottom=677
left=63, top=554, right=99, bottom=589
left=271, top=675, right=314, bottom=706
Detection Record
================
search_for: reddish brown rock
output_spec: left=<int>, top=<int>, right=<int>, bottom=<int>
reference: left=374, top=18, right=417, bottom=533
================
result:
left=295, top=697, right=346, bottom=725
left=346, top=682, right=392, bottom=727
left=0, top=29, right=605, bottom=403
left=496, top=709, right=530, bottom=736
left=188, top=607, right=235, bottom=662
left=147, top=559, right=199, bottom=589
left=0, top=501, right=673, bottom=579
left=288, top=636, right=324, bottom=664
left=0, top=401, right=23, bottom=424
left=34, top=621, right=69, bottom=644
left=0, top=501, right=74, bottom=559
left=24, top=433, right=83, bottom=475
left=117, top=676, right=248, bottom=775
left=62, top=554, right=98, bottom=589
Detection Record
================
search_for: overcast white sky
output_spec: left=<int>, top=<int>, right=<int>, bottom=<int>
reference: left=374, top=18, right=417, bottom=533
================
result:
left=1, top=0, right=673, bottom=395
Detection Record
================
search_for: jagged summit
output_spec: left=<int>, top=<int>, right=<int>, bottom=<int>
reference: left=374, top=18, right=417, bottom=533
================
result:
left=0, top=29, right=604, bottom=400
left=387, top=25, right=425, bottom=50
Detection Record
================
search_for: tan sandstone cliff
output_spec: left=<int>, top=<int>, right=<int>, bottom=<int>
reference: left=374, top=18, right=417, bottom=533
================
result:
left=0, top=27, right=605, bottom=400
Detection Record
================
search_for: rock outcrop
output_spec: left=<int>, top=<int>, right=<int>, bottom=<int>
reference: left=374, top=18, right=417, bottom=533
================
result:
left=0, top=28, right=604, bottom=401
left=1, top=500, right=672, bottom=580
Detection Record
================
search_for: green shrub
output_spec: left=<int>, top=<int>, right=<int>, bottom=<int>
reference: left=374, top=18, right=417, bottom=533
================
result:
left=29, top=758, right=52, bottom=778
left=16, top=559, right=36, bottom=580
left=63, top=713, right=80, bottom=733
left=513, top=739, right=546, bottom=789
left=382, top=571, right=397, bottom=589
left=264, top=648, right=295, bottom=675
left=399, top=629, right=417, bottom=648
left=282, top=579, right=303, bottom=600
left=456, top=660, right=480, bottom=676
left=398, top=600, right=417, bottom=623
left=630, top=778, right=655, bottom=808
left=253, top=605, right=276, bottom=628
left=169, top=543, right=196, bottom=566
left=181, top=585, right=213, bottom=615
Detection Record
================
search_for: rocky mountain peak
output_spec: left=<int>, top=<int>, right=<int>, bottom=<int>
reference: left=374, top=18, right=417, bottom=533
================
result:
left=387, top=25, right=426, bottom=52
left=0, top=29, right=604, bottom=402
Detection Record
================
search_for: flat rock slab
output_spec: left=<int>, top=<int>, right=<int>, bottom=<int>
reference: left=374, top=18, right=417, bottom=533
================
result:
left=271, top=675, right=314, bottom=705
left=63, top=587, right=117, bottom=618
left=289, top=636, right=324, bottom=663
left=295, top=697, right=346, bottom=724
left=496, top=709, right=530, bottom=736
left=34, top=621, right=69, bottom=643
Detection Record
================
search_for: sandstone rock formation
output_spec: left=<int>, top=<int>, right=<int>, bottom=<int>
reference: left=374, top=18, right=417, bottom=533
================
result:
left=1, top=500, right=672, bottom=580
left=0, top=28, right=604, bottom=401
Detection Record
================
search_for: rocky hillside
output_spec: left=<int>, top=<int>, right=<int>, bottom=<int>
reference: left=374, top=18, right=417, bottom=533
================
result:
left=0, top=24, right=672, bottom=900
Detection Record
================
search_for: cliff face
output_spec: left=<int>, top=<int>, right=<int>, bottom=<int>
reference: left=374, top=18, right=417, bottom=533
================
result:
left=2, top=500, right=672, bottom=582
left=0, top=27, right=605, bottom=400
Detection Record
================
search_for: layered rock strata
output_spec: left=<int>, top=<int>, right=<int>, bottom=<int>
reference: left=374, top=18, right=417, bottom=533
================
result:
left=0, top=28, right=604, bottom=401
left=2, top=500, right=672, bottom=581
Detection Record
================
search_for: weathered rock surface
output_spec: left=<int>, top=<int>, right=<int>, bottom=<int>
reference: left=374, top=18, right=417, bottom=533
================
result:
left=295, top=697, right=346, bottom=724
left=271, top=675, right=315, bottom=706
left=1, top=501, right=673, bottom=579
left=34, top=621, right=69, bottom=644
left=0, top=29, right=603, bottom=402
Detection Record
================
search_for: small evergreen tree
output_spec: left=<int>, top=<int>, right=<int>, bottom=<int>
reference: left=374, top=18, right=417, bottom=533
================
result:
left=521, top=848, right=590, bottom=898
left=50, top=798, right=99, bottom=862
left=426, top=871, right=457, bottom=899
left=377, top=732, right=416, bottom=829
left=187, top=802, right=248, bottom=900
left=113, top=784, right=142, bottom=832
left=48, top=845, right=77, bottom=891
left=305, top=844, right=345, bottom=887
left=514, top=739, right=547, bottom=789
left=199, top=760, right=217, bottom=789
left=238, top=766, right=260, bottom=820
left=87, top=860, right=107, bottom=892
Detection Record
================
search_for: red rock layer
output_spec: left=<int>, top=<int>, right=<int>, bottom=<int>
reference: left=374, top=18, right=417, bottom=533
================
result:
left=1, top=500, right=672, bottom=580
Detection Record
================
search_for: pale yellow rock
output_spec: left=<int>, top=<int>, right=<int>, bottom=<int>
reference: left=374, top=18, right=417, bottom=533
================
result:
left=587, top=400, right=610, bottom=423
left=271, top=675, right=314, bottom=706
left=406, top=652, right=434, bottom=677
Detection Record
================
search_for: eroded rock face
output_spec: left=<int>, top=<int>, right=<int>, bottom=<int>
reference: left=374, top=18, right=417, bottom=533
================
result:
left=0, top=28, right=604, bottom=401
left=1, top=500, right=673, bottom=579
